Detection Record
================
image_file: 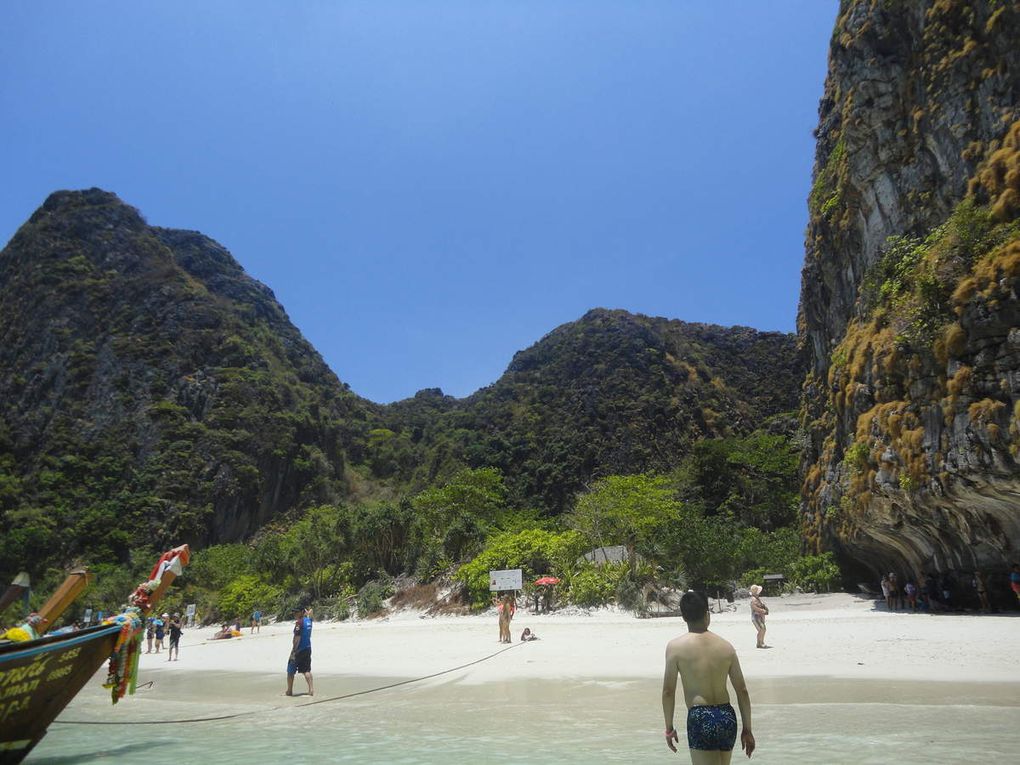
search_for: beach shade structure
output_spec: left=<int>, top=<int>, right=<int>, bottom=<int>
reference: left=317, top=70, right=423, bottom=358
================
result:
left=534, top=576, right=561, bottom=586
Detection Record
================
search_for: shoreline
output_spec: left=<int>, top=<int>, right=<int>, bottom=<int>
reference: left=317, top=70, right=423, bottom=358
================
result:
left=129, top=592, right=1019, bottom=685
left=55, top=591, right=1020, bottom=722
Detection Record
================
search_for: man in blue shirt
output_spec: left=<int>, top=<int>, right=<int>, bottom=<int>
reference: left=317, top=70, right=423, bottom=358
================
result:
left=286, top=606, right=313, bottom=696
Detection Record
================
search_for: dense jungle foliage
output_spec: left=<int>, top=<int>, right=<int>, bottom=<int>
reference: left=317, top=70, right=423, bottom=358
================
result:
left=6, top=427, right=839, bottom=626
left=0, top=190, right=824, bottom=626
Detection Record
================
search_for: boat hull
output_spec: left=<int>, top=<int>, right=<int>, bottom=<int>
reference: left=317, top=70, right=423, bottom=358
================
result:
left=0, top=624, right=121, bottom=764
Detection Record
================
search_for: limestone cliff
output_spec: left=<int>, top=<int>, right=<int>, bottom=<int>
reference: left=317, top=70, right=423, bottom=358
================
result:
left=798, top=0, right=1020, bottom=578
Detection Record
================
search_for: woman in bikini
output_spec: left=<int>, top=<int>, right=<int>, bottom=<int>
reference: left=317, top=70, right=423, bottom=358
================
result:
left=497, top=592, right=516, bottom=643
left=749, top=584, right=769, bottom=648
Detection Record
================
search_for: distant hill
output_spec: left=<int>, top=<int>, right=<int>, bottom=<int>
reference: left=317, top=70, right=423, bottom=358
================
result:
left=0, top=189, right=375, bottom=574
left=378, top=308, right=805, bottom=512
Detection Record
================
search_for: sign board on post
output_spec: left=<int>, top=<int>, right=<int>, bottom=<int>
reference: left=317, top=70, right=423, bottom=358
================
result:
left=186, top=603, right=196, bottom=625
left=83, top=608, right=93, bottom=625
left=489, top=568, right=523, bottom=592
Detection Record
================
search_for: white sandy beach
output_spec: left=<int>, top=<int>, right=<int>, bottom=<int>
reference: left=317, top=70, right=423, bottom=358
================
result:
left=141, top=592, right=1020, bottom=688
left=31, top=593, right=1020, bottom=764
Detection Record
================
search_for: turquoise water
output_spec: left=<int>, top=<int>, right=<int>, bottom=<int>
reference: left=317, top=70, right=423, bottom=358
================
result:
left=29, top=674, right=1020, bottom=764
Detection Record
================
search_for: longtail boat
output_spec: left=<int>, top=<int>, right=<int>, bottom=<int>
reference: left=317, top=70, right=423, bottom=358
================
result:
left=0, top=545, right=190, bottom=764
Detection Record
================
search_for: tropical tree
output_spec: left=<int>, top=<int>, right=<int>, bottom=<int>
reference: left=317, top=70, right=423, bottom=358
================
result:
left=411, top=467, right=508, bottom=562
left=567, top=473, right=682, bottom=572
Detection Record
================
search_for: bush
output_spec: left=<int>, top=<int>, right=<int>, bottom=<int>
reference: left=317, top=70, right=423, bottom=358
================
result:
left=615, top=575, right=646, bottom=613
left=563, top=563, right=634, bottom=608
left=216, top=574, right=283, bottom=623
left=356, top=579, right=393, bottom=617
left=789, top=553, right=841, bottom=592
left=189, top=544, right=255, bottom=591
left=567, top=566, right=616, bottom=608
left=739, top=567, right=768, bottom=589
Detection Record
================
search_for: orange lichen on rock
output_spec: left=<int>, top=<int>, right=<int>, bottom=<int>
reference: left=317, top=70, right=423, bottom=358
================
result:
left=968, top=119, right=1020, bottom=221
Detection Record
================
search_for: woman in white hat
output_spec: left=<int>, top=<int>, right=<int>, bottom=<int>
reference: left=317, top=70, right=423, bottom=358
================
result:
left=749, top=584, right=769, bottom=648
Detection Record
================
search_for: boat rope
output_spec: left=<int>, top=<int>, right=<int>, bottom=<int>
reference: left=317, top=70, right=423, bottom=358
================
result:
left=52, top=640, right=524, bottom=726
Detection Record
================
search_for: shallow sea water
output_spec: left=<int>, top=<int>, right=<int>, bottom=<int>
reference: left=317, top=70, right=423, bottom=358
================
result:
left=28, top=673, right=1020, bottom=764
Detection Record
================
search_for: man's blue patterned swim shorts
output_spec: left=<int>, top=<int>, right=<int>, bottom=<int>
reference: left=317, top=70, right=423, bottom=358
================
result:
left=686, top=703, right=737, bottom=751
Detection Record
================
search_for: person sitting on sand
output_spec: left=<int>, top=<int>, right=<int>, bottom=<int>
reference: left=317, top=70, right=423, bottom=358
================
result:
left=211, top=623, right=234, bottom=640
left=749, top=584, right=769, bottom=649
left=662, top=590, right=755, bottom=762
left=520, top=627, right=539, bottom=641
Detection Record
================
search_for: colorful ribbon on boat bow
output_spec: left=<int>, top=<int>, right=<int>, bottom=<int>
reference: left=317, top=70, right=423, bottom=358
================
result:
left=102, top=607, right=143, bottom=703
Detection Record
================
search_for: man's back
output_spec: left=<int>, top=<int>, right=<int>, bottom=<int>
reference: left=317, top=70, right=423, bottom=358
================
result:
left=666, top=630, right=736, bottom=708
left=661, top=591, right=755, bottom=760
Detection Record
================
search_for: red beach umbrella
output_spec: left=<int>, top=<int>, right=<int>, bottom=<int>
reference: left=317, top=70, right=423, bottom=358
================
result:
left=534, top=576, right=560, bottom=586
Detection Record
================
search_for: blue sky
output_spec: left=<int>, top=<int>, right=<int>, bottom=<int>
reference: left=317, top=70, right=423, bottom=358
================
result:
left=0, top=1, right=837, bottom=403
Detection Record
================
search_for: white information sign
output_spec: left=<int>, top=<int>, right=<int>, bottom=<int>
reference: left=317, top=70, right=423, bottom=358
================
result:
left=83, top=608, right=93, bottom=625
left=186, top=603, right=196, bottom=617
left=489, top=568, right=523, bottom=592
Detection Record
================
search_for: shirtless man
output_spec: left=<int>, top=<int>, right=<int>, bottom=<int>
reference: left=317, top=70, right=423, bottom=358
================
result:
left=662, top=591, right=755, bottom=763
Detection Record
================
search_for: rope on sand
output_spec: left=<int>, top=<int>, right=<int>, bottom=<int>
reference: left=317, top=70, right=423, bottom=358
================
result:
left=53, top=641, right=525, bottom=726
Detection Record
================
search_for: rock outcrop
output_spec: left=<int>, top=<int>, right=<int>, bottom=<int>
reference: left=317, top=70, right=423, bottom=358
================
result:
left=798, top=0, right=1020, bottom=579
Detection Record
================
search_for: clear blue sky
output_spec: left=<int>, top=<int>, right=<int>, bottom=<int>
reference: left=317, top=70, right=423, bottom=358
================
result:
left=0, top=1, right=837, bottom=403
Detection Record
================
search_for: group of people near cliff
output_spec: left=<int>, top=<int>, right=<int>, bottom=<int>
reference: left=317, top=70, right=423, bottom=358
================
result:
left=880, top=564, right=1020, bottom=613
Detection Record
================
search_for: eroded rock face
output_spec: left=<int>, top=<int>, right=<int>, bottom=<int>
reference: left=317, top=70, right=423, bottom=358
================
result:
left=798, top=0, right=1020, bottom=580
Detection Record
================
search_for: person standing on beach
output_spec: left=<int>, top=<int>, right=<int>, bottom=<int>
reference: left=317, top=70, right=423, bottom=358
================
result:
left=973, top=571, right=990, bottom=613
left=167, top=613, right=182, bottom=661
left=154, top=616, right=165, bottom=653
left=904, top=579, right=918, bottom=611
left=286, top=606, right=314, bottom=697
left=496, top=592, right=516, bottom=643
left=1009, top=563, right=1020, bottom=605
left=662, top=590, right=755, bottom=762
left=749, top=585, right=768, bottom=649
left=251, top=608, right=262, bottom=634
